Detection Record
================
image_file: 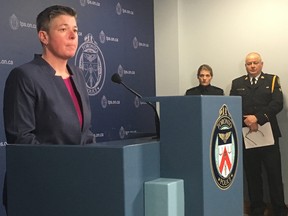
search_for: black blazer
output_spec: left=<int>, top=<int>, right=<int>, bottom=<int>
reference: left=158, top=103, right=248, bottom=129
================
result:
left=230, top=72, right=283, bottom=138
left=3, top=55, right=95, bottom=145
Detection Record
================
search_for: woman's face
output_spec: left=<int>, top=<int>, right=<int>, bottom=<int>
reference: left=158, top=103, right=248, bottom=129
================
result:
left=41, top=14, right=78, bottom=60
left=198, top=69, right=212, bottom=86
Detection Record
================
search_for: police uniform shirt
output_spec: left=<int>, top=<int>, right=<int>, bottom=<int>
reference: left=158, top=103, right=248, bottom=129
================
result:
left=185, top=84, right=224, bottom=96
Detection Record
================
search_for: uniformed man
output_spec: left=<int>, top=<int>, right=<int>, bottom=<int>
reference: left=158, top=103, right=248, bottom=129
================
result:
left=230, top=52, right=288, bottom=216
left=185, top=64, right=224, bottom=96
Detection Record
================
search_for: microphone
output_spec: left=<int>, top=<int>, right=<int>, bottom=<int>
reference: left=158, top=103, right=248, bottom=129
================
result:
left=111, top=73, right=160, bottom=139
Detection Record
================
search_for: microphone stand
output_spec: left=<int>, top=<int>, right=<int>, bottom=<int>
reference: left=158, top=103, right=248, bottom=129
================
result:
left=116, top=79, right=160, bottom=139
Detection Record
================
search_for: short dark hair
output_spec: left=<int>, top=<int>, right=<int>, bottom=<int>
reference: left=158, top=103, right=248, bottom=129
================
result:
left=197, top=64, right=213, bottom=77
left=36, top=5, right=77, bottom=32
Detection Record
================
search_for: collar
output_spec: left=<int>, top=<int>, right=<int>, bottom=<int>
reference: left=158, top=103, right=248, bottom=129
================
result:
left=249, top=74, right=261, bottom=82
left=199, top=84, right=211, bottom=88
left=244, top=72, right=264, bottom=81
left=34, top=54, right=74, bottom=76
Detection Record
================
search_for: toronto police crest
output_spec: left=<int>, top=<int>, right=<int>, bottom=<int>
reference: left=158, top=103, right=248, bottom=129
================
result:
left=116, top=3, right=122, bottom=15
left=9, top=14, right=19, bottom=30
left=210, top=104, right=238, bottom=190
left=75, top=33, right=106, bottom=96
left=79, top=0, right=86, bottom=7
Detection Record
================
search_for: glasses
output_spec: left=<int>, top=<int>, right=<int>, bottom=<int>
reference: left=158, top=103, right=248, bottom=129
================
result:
left=245, top=130, right=264, bottom=146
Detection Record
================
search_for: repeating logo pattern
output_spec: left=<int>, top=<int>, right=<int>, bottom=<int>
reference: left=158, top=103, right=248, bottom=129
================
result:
left=116, top=2, right=134, bottom=15
left=2, top=0, right=155, bottom=143
left=79, top=0, right=101, bottom=7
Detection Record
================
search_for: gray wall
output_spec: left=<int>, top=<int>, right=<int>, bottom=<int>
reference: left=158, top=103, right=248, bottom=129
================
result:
left=155, top=0, right=288, bottom=202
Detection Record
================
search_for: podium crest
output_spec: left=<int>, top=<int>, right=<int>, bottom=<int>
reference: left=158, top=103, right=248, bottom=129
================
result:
left=210, top=104, right=239, bottom=190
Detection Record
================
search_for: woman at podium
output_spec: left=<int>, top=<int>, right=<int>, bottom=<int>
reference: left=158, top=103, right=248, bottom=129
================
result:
left=3, top=5, right=96, bottom=145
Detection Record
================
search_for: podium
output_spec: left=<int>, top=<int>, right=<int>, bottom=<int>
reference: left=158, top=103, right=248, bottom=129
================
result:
left=6, top=138, right=160, bottom=216
left=147, top=96, right=243, bottom=216
left=5, top=96, right=243, bottom=216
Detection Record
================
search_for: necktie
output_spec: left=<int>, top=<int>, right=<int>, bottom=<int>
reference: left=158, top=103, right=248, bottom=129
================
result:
left=252, top=77, right=256, bottom=85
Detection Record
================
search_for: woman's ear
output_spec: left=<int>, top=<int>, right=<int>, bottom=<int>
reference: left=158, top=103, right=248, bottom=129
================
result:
left=38, top=30, right=48, bottom=45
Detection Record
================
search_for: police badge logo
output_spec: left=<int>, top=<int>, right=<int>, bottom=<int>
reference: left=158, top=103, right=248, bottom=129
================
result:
left=75, top=33, right=106, bottom=96
left=99, top=30, right=106, bottom=44
left=116, top=3, right=122, bottom=15
left=119, top=126, right=126, bottom=139
left=9, top=14, right=19, bottom=30
left=101, top=95, right=108, bottom=109
left=210, top=104, right=238, bottom=190
left=118, top=65, right=124, bottom=77
left=134, top=96, right=140, bottom=108
left=80, top=0, right=86, bottom=7
left=133, top=37, right=139, bottom=49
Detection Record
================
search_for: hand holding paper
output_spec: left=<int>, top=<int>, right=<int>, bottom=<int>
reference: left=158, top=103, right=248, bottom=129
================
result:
left=242, top=122, right=274, bottom=149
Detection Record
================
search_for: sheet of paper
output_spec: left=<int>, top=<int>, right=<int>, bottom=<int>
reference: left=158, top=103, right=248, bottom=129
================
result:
left=242, top=122, right=275, bottom=149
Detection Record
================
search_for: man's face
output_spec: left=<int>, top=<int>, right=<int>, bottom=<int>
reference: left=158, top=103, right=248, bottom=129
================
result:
left=198, top=70, right=212, bottom=86
left=245, top=54, right=263, bottom=77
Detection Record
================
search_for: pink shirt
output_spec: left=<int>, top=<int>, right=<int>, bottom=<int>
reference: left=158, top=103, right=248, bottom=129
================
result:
left=63, top=77, right=83, bottom=128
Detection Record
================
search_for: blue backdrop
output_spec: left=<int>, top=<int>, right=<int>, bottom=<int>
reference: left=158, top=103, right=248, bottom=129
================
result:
left=0, top=0, right=156, bottom=143
left=0, top=0, right=155, bottom=214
